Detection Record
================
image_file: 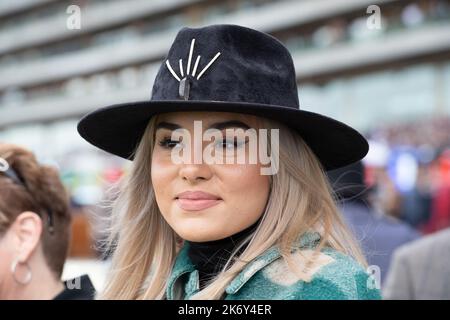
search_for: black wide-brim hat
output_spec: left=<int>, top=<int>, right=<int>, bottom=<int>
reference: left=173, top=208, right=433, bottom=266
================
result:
left=77, top=24, right=368, bottom=171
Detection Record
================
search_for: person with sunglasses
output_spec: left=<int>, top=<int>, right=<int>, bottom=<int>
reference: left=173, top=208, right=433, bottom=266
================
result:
left=0, top=143, right=95, bottom=300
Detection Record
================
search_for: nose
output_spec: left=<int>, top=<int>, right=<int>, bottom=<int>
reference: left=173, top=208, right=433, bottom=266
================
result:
left=176, top=135, right=214, bottom=183
left=179, top=163, right=213, bottom=184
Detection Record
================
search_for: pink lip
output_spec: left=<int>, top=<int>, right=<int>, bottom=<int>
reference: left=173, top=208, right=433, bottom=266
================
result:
left=175, top=191, right=222, bottom=211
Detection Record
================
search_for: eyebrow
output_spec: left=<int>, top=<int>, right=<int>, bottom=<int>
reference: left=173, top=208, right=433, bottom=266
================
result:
left=156, top=120, right=251, bottom=131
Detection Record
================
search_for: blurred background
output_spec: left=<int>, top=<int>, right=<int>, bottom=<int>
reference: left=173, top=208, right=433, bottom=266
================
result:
left=0, top=0, right=449, bottom=294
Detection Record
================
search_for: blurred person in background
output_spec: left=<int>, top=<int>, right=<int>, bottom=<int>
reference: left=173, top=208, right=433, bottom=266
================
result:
left=374, top=167, right=403, bottom=220
left=327, top=161, right=420, bottom=286
left=400, top=156, right=434, bottom=229
left=0, top=143, right=95, bottom=300
left=383, top=227, right=450, bottom=299
left=361, top=140, right=404, bottom=221
left=367, top=118, right=450, bottom=233
left=421, top=149, right=450, bottom=234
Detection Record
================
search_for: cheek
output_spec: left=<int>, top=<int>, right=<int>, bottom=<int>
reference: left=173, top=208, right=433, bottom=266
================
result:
left=151, top=151, right=177, bottom=210
left=0, top=234, right=15, bottom=285
left=220, top=164, right=270, bottom=217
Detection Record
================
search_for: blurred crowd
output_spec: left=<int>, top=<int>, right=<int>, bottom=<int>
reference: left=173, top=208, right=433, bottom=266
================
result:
left=326, top=116, right=450, bottom=298
left=366, top=116, right=450, bottom=234
left=284, top=0, right=450, bottom=51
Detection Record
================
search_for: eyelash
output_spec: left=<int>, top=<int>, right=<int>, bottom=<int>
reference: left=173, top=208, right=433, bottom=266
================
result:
left=157, top=137, right=247, bottom=149
left=158, top=137, right=181, bottom=149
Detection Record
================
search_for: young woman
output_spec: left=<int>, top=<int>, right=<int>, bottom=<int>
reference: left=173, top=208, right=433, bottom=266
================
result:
left=77, top=24, right=381, bottom=300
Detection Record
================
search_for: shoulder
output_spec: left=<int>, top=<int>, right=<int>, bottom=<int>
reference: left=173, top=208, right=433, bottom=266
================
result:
left=383, top=230, right=450, bottom=300
left=402, top=228, right=450, bottom=253
left=391, top=228, right=450, bottom=266
left=307, top=249, right=381, bottom=300
left=261, top=248, right=381, bottom=300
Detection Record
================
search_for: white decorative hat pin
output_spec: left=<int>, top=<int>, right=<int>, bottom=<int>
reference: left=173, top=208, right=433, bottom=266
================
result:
left=165, top=38, right=221, bottom=100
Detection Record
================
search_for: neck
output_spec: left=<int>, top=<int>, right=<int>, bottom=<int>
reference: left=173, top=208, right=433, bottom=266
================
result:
left=186, top=219, right=260, bottom=289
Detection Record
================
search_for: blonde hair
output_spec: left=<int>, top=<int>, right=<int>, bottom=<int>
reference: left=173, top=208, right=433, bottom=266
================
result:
left=98, top=113, right=367, bottom=299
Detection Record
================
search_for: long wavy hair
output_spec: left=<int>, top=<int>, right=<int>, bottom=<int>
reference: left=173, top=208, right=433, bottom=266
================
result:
left=98, top=113, right=367, bottom=299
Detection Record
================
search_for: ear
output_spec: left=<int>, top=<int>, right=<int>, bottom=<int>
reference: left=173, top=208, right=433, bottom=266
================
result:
left=10, top=211, right=43, bottom=262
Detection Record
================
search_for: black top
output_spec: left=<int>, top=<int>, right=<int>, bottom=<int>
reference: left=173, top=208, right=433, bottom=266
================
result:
left=53, top=274, right=96, bottom=300
left=186, top=219, right=260, bottom=290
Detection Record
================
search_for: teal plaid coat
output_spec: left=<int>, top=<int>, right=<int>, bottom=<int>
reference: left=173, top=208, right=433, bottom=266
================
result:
left=166, top=232, right=382, bottom=300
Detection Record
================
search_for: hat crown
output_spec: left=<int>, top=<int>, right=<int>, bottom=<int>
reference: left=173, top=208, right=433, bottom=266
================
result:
left=151, top=24, right=300, bottom=109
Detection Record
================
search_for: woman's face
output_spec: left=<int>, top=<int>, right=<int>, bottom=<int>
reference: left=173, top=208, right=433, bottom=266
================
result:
left=151, top=111, right=271, bottom=242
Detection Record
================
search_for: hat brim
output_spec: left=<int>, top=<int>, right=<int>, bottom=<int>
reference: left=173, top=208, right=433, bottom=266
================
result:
left=77, top=100, right=368, bottom=171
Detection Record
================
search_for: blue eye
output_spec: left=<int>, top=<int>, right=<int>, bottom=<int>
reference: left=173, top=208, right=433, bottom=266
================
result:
left=222, top=140, right=235, bottom=149
left=216, top=138, right=246, bottom=149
